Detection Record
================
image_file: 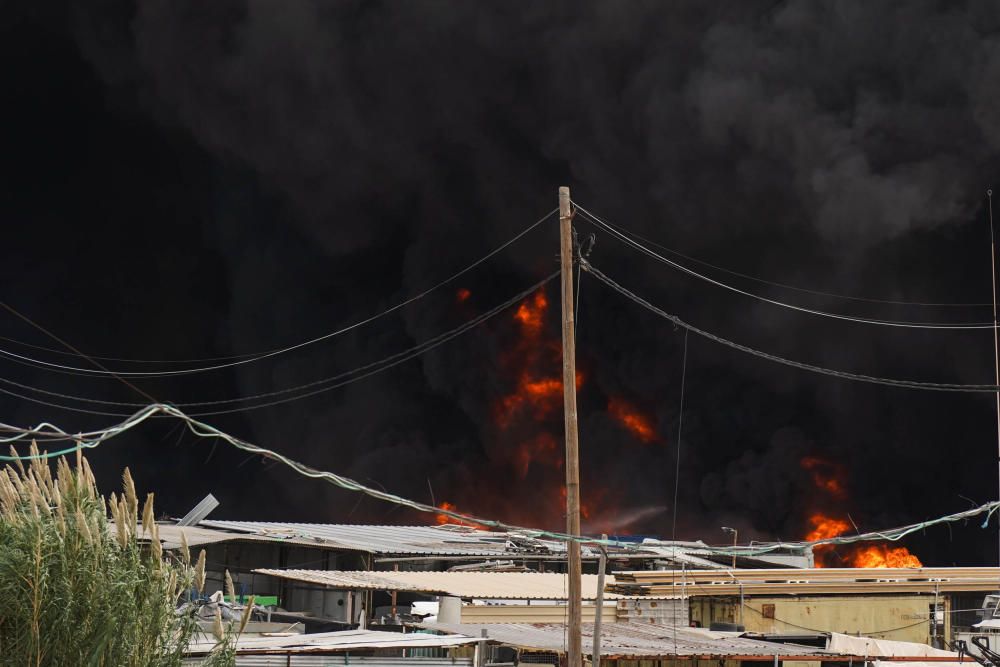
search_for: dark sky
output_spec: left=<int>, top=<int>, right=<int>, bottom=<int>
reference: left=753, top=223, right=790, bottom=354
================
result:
left=3, top=1, right=1000, bottom=565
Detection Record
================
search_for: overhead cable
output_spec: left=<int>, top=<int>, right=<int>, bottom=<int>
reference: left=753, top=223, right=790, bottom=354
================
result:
left=581, top=258, right=1000, bottom=393
left=574, top=204, right=995, bottom=330
left=0, top=386, right=131, bottom=418
left=0, top=335, right=263, bottom=364
left=576, top=209, right=990, bottom=308
left=0, top=402, right=996, bottom=555
left=0, top=302, right=161, bottom=403
left=0, top=272, right=558, bottom=417
left=0, top=208, right=557, bottom=375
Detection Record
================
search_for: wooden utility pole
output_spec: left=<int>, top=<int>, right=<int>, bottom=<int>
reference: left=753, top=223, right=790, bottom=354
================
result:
left=592, top=534, right=608, bottom=667
left=559, top=185, right=583, bottom=667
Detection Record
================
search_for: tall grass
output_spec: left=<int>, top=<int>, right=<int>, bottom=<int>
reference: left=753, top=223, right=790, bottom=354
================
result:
left=0, top=446, right=243, bottom=666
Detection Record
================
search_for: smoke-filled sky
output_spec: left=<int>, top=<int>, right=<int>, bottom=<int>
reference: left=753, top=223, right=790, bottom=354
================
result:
left=4, top=1, right=1000, bottom=565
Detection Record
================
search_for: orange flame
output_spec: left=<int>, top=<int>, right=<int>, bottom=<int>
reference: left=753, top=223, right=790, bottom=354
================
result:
left=608, top=397, right=656, bottom=443
left=456, top=288, right=471, bottom=303
left=850, top=544, right=923, bottom=568
left=496, top=288, right=561, bottom=428
left=435, top=501, right=458, bottom=524
left=435, top=501, right=476, bottom=527
left=497, top=376, right=561, bottom=427
left=805, top=514, right=922, bottom=568
left=513, top=290, right=547, bottom=333
left=524, top=378, right=563, bottom=398
left=805, top=513, right=851, bottom=542
left=495, top=289, right=584, bottom=447
left=800, top=456, right=846, bottom=499
left=800, top=456, right=921, bottom=568
left=448, top=286, right=597, bottom=530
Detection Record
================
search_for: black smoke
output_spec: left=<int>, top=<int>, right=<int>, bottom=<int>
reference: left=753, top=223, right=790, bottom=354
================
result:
left=3, top=1, right=1000, bottom=564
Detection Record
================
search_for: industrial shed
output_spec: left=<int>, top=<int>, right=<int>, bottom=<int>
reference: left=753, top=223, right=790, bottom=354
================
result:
left=254, top=569, right=688, bottom=624
left=611, top=568, right=1000, bottom=646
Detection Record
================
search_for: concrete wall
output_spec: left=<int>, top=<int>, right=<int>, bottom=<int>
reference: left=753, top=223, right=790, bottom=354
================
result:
left=690, top=594, right=950, bottom=645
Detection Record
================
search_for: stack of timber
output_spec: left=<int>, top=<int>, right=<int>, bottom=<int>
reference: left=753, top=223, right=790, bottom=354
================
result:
left=609, top=567, right=1000, bottom=597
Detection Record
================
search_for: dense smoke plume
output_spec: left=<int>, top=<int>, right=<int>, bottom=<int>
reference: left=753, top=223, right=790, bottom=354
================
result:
left=4, top=1, right=1000, bottom=564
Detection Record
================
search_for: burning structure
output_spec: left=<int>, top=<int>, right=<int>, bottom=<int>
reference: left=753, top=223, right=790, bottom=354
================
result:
left=436, top=290, right=924, bottom=568
left=800, top=456, right=922, bottom=568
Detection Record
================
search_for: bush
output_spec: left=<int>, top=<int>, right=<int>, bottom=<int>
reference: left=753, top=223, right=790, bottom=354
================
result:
left=0, top=446, right=243, bottom=666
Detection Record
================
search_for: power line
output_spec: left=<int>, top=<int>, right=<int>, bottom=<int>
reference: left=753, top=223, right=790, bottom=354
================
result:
left=581, top=258, right=1000, bottom=393
left=0, top=335, right=263, bottom=364
left=0, top=209, right=557, bottom=376
left=188, top=273, right=557, bottom=417
left=575, top=204, right=995, bottom=330
left=0, top=386, right=136, bottom=418
left=0, top=402, right=995, bottom=554
left=0, top=302, right=159, bottom=404
left=575, top=208, right=991, bottom=308
left=0, top=273, right=558, bottom=417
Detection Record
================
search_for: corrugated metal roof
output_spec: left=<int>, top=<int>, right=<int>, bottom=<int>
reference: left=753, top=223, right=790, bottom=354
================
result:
left=138, top=521, right=674, bottom=561
left=187, top=658, right=472, bottom=667
left=826, top=633, right=959, bottom=658
left=251, top=569, right=678, bottom=600
left=186, top=629, right=477, bottom=655
left=420, top=622, right=838, bottom=659
left=147, top=521, right=793, bottom=569
left=149, top=524, right=326, bottom=551
left=199, top=521, right=584, bottom=556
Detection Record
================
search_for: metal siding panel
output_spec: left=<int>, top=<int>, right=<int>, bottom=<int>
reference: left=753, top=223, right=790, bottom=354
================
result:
left=740, top=595, right=932, bottom=644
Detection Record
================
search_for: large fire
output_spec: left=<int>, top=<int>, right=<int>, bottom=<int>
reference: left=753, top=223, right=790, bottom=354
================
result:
left=434, top=286, right=645, bottom=533
left=493, top=287, right=583, bottom=480
left=808, top=516, right=924, bottom=568
left=801, top=457, right=921, bottom=568
left=608, top=397, right=656, bottom=443
left=851, top=544, right=923, bottom=568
